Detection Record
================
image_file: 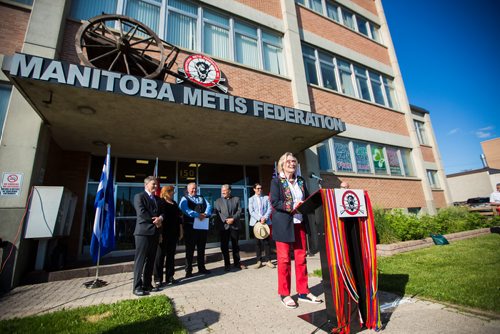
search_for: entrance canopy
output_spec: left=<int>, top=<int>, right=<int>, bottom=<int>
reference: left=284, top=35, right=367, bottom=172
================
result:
left=3, top=53, right=345, bottom=165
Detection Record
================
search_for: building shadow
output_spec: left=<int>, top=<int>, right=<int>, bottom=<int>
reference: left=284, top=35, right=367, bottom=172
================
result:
left=178, top=309, right=220, bottom=332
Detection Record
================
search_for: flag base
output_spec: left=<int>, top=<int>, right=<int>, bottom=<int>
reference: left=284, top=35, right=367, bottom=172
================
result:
left=83, top=278, right=108, bottom=289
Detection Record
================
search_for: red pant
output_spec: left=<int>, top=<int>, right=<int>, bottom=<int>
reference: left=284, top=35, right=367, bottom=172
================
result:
left=275, top=224, right=309, bottom=296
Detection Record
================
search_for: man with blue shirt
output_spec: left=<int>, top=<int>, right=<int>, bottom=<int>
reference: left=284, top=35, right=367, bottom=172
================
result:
left=248, top=183, right=274, bottom=269
left=179, top=182, right=212, bottom=278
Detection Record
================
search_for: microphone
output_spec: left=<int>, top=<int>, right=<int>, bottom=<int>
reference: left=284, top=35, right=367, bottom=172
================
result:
left=310, top=172, right=323, bottom=182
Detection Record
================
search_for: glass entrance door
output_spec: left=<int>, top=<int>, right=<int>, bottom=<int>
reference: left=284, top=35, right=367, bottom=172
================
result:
left=115, top=183, right=144, bottom=250
left=198, top=185, right=248, bottom=245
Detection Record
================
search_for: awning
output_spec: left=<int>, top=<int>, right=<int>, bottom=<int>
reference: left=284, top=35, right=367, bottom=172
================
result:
left=2, top=53, right=345, bottom=165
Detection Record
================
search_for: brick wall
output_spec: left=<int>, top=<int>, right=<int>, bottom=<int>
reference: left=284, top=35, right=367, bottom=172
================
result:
left=60, top=21, right=80, bottom=64
left=420, top=145, right=435, bottom=163
left=350, top=0, right=378, bottom=16
left=309, top=86, right=409, bottom=135
left=321, top=174, right=426, bottom=208
left=0, top=4, right=30, bottom=56
left=297, top=6, right=390, bottom=66
left=432, top=190, right=447, bottom=208
left=235, top=0, right=282, bottom=19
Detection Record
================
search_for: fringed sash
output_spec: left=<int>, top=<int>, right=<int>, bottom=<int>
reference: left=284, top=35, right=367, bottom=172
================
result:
left=321, top=189, right=381, bottom=334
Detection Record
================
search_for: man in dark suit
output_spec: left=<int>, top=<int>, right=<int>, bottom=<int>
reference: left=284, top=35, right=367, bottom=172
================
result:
left=132, top=176, right=164, bottom=296
left=214, top=184, right=246, bottom=271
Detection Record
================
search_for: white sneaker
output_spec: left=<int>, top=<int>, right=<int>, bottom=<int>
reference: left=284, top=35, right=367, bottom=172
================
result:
left=265, top=261, right=276, bottom=268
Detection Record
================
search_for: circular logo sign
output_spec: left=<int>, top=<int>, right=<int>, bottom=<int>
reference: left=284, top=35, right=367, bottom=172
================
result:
left=7, top=174, right=18, bottom=182
left=341, top=190, right=361, bottom=216
left=183, top=54, right=221, bottom=88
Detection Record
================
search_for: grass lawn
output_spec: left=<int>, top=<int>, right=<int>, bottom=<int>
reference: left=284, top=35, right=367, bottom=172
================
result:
left=0, top=295, right=187, bottom=334
left=378, top=234, right=500, bottom=313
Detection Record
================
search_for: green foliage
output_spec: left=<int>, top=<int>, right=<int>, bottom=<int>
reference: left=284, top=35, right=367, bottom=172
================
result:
left=374, top=206, right=497, bottom=243
left=378, top=234, right=500, bottom=313
left=0, top=295, right=187, bottom=334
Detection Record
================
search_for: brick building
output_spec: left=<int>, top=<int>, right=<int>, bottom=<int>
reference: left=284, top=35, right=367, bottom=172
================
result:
left=0, top=0, right=450, bottom=291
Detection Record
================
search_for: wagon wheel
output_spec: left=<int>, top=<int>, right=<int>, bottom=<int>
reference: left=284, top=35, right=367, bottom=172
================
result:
left=75, top=14, right=166, bottom=79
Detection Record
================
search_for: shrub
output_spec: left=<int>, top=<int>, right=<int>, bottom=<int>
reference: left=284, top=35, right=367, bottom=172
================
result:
left=373, top=206, right=497, bottom=244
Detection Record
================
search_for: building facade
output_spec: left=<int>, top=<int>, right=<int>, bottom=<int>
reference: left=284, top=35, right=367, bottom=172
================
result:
left=0, top=0, right=450, bottom=291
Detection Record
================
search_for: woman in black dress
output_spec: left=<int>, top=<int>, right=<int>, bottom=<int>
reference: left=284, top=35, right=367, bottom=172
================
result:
left=154, top=185, right=183, bottom=286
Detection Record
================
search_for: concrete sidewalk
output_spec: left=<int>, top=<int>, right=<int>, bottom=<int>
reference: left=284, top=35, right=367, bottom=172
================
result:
left=0, top=254, right=499, bottom=333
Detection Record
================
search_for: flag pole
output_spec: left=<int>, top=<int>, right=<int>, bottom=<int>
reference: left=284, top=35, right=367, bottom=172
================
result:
left=84, top=144, right=111, bottom=289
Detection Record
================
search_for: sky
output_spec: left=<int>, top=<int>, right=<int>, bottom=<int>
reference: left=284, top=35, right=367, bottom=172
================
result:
left=382, top=0, right=500, bottom=174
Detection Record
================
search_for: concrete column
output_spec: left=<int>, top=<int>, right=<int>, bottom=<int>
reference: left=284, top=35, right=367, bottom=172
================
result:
left=280, top=0, right=311, bottom=111
left=0, top=0, right=70, bottom=291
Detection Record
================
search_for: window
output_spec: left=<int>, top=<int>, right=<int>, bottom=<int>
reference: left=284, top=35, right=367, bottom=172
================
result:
left=369, top=71, right=385, bottom=105
left=262, top=32, right=284, bottom=75
left=400, top=149, right=414, bottom=176
left=383, top=77, right=398, bottom=109
left=353, top=141, right=371, bottom=174
left=341, top=8, right=356, bottom=30
left=234, top=21, right=259, bottom=68
left=125, top=0, right=161, bottom=35
left=371, top=145, right=387, bottom=175
left=325, top=1, right=340, bottom=22
left=0, top=84, right=12, bottom=139
left=317, top=141, right=332, bottom=170
left=414, top=120, right=428, bottom=145
left=167, top=0, right=198, bottom=50
left=354, top=65, right=371, bottom=101
left=204, top=9, right=230, bottom=60
left=303, top=45, right=319, bottom=85
left=337, top=59, right=355, bottom=97
left=356, top=16, right=369, bottom=37
left=386, top=147, right=402, bottom=176
left=333, top=138, right=353, bottom=172
left=319, top=52, right=337, bottom=90
left=427, top=170, right=439, bottom=188
left=70, top=0, right=118, bottom=20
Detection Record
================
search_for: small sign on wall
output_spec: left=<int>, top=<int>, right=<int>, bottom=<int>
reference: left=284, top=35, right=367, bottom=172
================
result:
left=1, top=172, right=23, bottom=196
left=334, top=189, right=367, bottom=218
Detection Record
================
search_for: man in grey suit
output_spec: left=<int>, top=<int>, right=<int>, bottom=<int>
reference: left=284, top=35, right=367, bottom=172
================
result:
left=248, top=183, right=275, bottom=269
left=214, top=184, right=246, bottom=271
left=132, top=176, right=164, bottom=296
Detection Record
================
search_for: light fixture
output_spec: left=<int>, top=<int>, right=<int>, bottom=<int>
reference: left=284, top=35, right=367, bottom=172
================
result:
left=78, top=106, right=96, bottom=115
left=161, top=134, right=175, bottom=140
left=188, top=163, right=201, bottom=167
left=292, top=136, right=304, bottom=141
left=124, top=175, right=135, bottom=179
left=160, top=176, right=167, bottom=179
left=136, top=160, right=149, bottom=164
left=92, top=140, right=106, bottom=146
left=226, top=141, right=238, bottom=147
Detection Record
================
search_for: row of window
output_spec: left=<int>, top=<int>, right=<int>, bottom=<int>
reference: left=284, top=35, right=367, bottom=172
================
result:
left=296, top=0, right=381, bottom=43
left=317, top=137, right=414, bottom=177
left=303, top=44, right=398, bottom=109
left=70, top=0, right=286, bottom=75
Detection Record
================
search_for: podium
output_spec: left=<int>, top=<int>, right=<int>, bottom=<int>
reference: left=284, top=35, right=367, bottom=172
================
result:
left=296, top=189, right=381, bottom=334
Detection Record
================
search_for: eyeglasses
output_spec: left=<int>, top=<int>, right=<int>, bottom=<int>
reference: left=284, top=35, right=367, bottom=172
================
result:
left=285, top=160, right=297, bottom=164
left=255, top=187, right=262, bottom=190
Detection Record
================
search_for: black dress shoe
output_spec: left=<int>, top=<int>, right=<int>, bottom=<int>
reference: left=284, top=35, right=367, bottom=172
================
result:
left=133, top=289, right=149, bottom=296
left=185, top=272, right=193, bottom=278
left=199, top=269, right=211, bottom=275
left=167, top=277, right=178, bottom=285
left=151, top=285, right=161, bottom=292
left=224, top=266, right=231, bottom=272
left=143, top=285, right=153, bottom=292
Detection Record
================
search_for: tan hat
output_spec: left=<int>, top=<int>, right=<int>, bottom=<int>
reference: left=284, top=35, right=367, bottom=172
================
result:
left=253, top=222, right=270, bottom=239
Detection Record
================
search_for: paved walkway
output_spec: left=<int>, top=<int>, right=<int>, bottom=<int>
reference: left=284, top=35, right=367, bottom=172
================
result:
left=1, top=254, right=499, bottom=333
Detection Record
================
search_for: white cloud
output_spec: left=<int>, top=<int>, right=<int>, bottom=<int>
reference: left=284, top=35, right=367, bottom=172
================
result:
left=447, top=128, right=460, bottom=135
left=475, top=125, right=495, bottom=138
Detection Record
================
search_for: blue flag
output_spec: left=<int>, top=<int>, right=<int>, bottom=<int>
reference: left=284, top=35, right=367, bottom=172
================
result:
left=90, top=145, right=115, bottom=264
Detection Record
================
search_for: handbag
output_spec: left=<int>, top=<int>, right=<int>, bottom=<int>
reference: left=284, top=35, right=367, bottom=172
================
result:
left=430, top=233, right=449, bottom=245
